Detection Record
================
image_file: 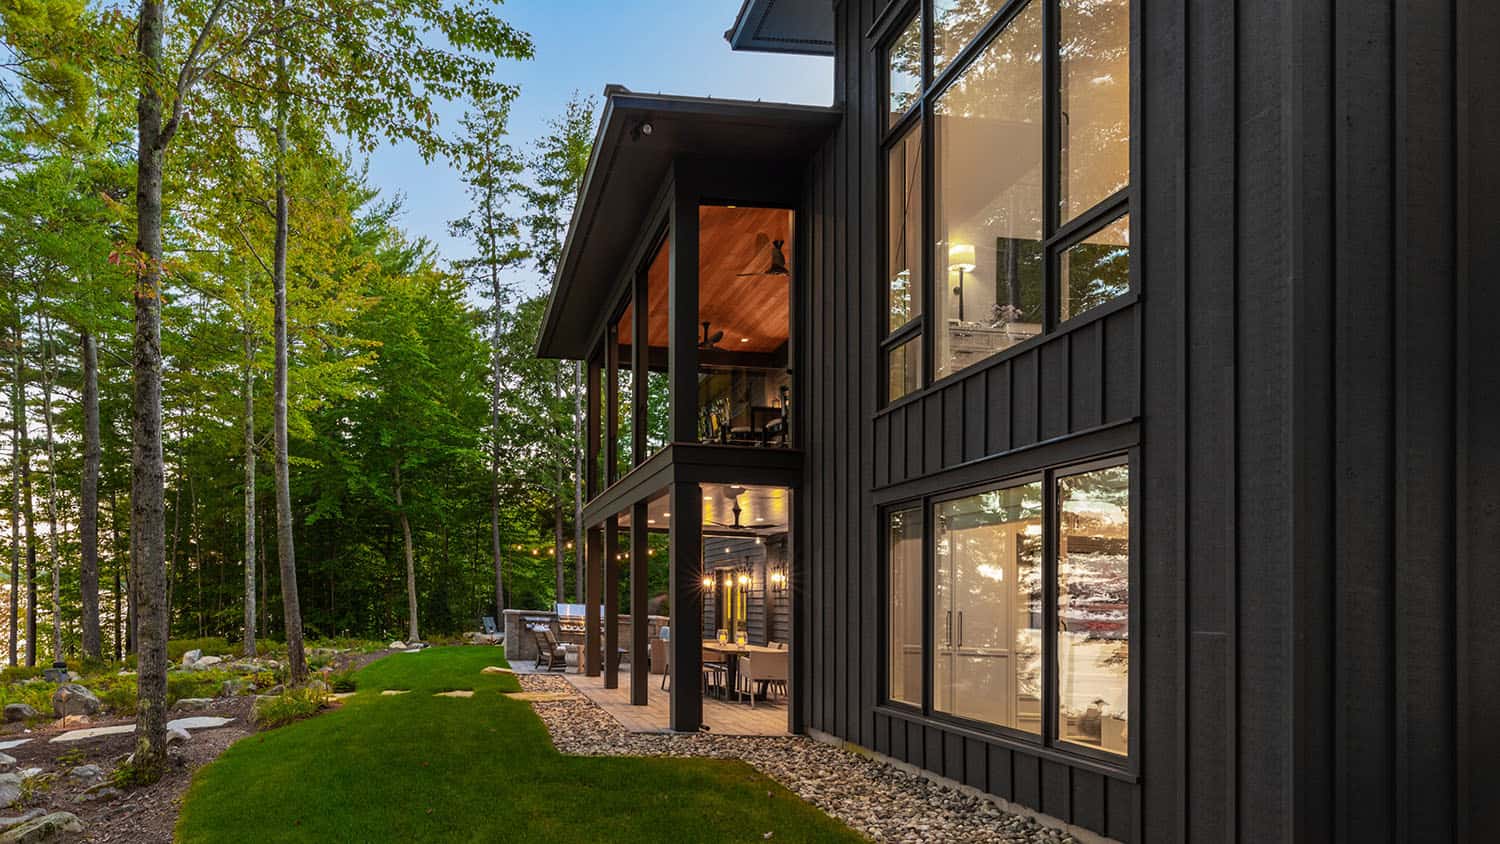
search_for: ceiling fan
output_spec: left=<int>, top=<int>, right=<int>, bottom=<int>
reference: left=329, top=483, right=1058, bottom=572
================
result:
left=736, top=233, right=789, bottom=278
left=699, top=321, right=724, bottom=350
left=707, top=486, right=786, bottom=533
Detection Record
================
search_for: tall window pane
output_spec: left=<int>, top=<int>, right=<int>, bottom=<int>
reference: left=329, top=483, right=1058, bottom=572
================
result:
left=933, top=0, right=1008, bottom=74
left=1060, top=212, right=1130, bottom=321
left=887, top=337, right=921, bottom=403
left=887, top=15, right=921, bottom=126
left=1057, top=463, right=1130, bottom=755
left=933, top=1, right=1044, bottom=381
left=886, top=124, right=923, bottom=333
left=887, top=506, right=924, bottom=707
left=933, top=482, right=1043, bottom=732
left=1059, top=0, right=1130, bottom=222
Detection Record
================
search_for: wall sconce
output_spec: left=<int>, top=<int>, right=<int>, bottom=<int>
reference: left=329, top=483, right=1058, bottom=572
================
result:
left=737, top=573, right=751, bottom=587
left=949, top=243, right=977, bottom=322
left=769, top=568, right=788, bottom=592
left=701, top=574, right=715, bottom=589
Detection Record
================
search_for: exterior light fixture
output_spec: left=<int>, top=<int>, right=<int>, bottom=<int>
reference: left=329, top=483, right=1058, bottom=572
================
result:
left=702, top=575, right=714, bottom=589
left=949, top=243, right=977, bottom=322
left=737, top=573, right=750, bottom=586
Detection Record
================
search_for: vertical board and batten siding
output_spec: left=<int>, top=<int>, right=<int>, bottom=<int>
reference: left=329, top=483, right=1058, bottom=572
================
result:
left=795, top=0, right=1496, bottom=842
left=800, top=1, right=1142, bottom=841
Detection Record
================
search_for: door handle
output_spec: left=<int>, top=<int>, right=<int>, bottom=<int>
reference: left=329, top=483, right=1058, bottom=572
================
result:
left=958, top=611, right=964, bottom=648
left=945, top=610, right=952, bottom=646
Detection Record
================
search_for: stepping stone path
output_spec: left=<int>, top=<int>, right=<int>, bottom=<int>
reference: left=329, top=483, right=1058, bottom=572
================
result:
left=50, top=716, right=234, bottom=744
left=480, top=666, right=513, bottom=675
left=331, top=693, right=356, bottom=701
left=434, top=690, right=473, bottom=698
left=379, top=690, right=409, bottom=696
left=504, top=692, right=573, bottom=702
left=0, top=742, right=28, bottom=753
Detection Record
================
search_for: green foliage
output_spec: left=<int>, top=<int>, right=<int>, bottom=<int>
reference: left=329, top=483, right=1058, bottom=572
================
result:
left=250, top=686, right=329, bottom=730
left=178, top=648, right=860, bottom=843
left=325, top=668, right=357, bottom=693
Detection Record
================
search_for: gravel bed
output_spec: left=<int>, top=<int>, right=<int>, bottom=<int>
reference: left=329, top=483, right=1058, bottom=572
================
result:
left=518, top=674, right=1073, bottom=844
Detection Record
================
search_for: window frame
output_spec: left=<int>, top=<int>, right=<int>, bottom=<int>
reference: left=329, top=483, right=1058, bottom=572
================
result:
left=878, top=451, right=1137, bottom=769
left=875, top=0, right=1138, bottom=406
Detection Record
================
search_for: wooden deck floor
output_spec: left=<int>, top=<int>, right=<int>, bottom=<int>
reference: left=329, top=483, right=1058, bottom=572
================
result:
left=564, top=672, right=791, bottom=736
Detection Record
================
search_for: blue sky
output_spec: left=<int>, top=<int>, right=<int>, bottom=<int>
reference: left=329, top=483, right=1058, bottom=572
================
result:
left=365, top=0, right=834, bottom=290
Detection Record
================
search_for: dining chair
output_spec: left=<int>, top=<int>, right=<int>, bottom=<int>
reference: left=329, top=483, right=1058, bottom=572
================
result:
left=737, top=650, right=789, bottom=708
left=702, top=647, right=728, bottom=698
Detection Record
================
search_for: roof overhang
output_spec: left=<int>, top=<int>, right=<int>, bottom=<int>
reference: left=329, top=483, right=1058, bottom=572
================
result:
left=725, top=0, right=834, bottom=56
left=535, top=88, right=840, bottom=360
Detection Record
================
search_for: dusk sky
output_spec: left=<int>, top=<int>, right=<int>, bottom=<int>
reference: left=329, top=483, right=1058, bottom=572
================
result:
left=365, top=0, right=834, bottom=291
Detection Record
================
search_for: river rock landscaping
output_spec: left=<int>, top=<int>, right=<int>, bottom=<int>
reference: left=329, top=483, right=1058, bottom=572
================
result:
left=517, top=673, right=1076, bottom=844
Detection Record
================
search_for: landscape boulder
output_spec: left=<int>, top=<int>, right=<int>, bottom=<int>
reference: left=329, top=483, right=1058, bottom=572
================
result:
left=64, top=766, right=103, bottom=787
left=173, top=698, right=213, bottom=712
left=0, top=811, right=84, bottom=843
left=2, top=705, right=35, bottom=724
left=0, top=810, right=43, bottom=832
left=388, top=641, right=406, bottom=650
left=50, top=685, right=99, bottom=719
left=192, top=655, right=224, bottom=670
left=0, top=754, right=15, bottom=772
left=0, top=774, right=20, bottom=810
left=165, top=726, right=191, bottom=748
left=181, top=649, right=202, bottom=667
left=220, top=679, right=248, bottom=697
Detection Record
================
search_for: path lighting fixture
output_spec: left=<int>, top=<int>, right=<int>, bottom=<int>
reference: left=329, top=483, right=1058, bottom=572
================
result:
left=949, top=243, right=977, bottom=321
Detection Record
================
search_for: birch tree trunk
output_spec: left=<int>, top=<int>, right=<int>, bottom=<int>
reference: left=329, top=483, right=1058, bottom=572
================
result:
left=8, top=318, right=22, bottom=668
left=242, top=295, right=256, bottom=656
left=111, top=489, right=123, bottom=661
left=131, top=0, right=171, bottom=781
left=395, top=460, right=419, bottom=643
left=79, top=329, right=102, bottom=661
left=35, top=304, right=63, bottom=666
left=272, top=11, right=307, bottom=684
left=489, top=276, right=505, bottom=621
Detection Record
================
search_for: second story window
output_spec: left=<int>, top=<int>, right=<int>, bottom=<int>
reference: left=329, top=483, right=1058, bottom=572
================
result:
left=880, top=0, right=1133, bottom=404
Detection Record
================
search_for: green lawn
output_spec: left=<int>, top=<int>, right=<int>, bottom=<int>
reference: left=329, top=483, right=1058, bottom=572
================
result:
left=176, top=646, right=860, bottom=843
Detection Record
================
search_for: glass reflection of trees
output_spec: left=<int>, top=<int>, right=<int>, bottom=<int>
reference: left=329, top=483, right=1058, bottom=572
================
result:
left=1057, top=463, right=1129, bottom=754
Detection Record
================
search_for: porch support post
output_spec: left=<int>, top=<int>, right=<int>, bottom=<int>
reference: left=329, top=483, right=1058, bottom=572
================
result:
left=604, top=515, right=621, bottom=688
left=586, top=356, right=600, bottom=497
left=668, top=481, right=702, bottom=732
left=630, top=499, right=649, bottom=704
left=605, top=321, right=620, bottom=485
left=668, top=163, right=699, bottom=445
left=632, top=267, right=649, bottom=461
left=584, top=524, right=602, bottom=676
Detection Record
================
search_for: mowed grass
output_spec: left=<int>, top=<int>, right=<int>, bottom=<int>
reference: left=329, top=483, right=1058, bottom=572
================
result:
left=176, top=646, right=860, bottom=843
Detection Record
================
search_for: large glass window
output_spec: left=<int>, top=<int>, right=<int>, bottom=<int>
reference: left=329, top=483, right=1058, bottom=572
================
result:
left=879, top=0, right=1132, bottom=404
left=1057, top=463, right=1129, bottom=755
left=884, top=458, right=1131, bottom=760
left=933, top=481, right=1043, bottom=732
left=933, top=0, right=1044, bottom=380
left=1059, top=0, right=1131, bottom=222
left=887, top=506, right=924, bottom=707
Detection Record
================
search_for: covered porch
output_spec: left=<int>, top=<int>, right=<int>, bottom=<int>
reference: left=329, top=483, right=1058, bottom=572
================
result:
left=536, top=87, right=836, bottom=734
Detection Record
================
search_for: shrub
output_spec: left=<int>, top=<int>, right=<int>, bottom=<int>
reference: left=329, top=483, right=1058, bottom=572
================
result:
left=326, top=669, right=358, bottom=693
left=252, top=687, right=329, bottom=730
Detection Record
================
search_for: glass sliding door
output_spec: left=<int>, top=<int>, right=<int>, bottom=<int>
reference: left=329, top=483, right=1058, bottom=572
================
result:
left=933, top=481, right=1043, bottom=732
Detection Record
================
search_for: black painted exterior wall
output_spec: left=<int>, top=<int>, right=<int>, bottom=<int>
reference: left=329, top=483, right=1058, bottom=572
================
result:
left=792, top=0, right=1498, bottom=841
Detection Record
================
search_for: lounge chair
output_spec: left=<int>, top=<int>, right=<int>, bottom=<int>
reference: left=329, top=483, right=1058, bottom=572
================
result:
left=531, top=627, right=569, bottom=672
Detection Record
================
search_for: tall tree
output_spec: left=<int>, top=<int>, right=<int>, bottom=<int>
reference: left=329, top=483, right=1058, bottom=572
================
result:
left=520, top=93, right=595, bottom=599
left=79, top=328, right=101, bottom=660
left=449, top=94, right=526, bottom=622
left=6, top=308, right=22, bottom=667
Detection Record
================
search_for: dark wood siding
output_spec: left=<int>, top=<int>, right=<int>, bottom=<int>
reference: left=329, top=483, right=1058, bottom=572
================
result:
left=792, top=1, right=1492, bottom=842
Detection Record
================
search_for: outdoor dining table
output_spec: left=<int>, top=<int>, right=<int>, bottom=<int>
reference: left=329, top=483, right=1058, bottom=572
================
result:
left=701, top=641, right=781, bottom=701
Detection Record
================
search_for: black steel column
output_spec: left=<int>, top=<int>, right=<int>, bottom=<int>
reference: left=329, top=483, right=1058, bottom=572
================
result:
left=584, top=524, right=602, bottom=677
left=604, top=516, right=621, bottom=688
left=668, top=481, right=702, bottom=732
left=668, top=164, right=700, bottom=445
left=630, top=500, right=650, bottom=705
